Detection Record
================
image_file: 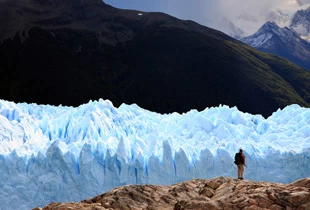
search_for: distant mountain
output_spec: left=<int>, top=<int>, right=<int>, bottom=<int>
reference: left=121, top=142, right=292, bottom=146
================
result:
left=241, top=21, right=310, bottom=70
left=1, top=0, right=310, bottom=117
left=290, top=7, right=310, bottom=42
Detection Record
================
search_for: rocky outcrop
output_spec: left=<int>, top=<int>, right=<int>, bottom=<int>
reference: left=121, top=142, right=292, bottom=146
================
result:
left=34, top=177, right=310, bottom=210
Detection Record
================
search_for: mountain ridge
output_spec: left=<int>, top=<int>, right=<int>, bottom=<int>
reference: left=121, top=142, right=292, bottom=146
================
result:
left=242, top=7, right=310, bottom=71
left=241, top=21, right=310, bottom=70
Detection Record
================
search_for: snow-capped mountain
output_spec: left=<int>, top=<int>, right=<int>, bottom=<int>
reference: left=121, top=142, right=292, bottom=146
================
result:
left=0, top=99, right=309, bottom=210
left=241, top=22, right=283, bottom=48
left=242, top=21, right=310, bottom=70
left=290, top=7, right=310, bottom=42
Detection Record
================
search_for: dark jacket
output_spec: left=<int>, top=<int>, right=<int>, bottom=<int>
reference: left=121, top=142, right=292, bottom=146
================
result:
left=240, top=153, right=245, bottom=165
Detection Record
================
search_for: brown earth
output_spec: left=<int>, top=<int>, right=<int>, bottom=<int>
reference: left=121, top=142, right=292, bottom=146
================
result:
left=34, top=177, right=310, bottom=210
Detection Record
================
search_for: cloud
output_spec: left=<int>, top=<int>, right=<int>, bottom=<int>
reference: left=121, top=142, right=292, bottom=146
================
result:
left=134, top=0, right=306, bottom=25
left=217, top=0, right=302, bottom=21
left=212, top=0, right=310, bottom=35
left=297, top=0, right=310, bottom=5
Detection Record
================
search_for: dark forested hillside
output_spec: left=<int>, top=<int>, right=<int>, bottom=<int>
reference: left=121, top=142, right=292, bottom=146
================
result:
left=1, top=0, right=310, bottom=117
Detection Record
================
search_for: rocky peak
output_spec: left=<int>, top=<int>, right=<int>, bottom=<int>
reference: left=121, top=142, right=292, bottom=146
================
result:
left=290, top=6, right=310, bottom=38
left=243, top=21, right=298, bottom=46
left=34, top=177, right=310, bottom=210
left=242, top=16, right=310, bottom=70
left=291, top=6, right=310, bottom=24
left=260, top=21, right=280, bottom=32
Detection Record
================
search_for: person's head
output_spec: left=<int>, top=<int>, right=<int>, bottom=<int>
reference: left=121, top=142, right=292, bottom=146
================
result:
left=239, top=148, right=243, bottom=153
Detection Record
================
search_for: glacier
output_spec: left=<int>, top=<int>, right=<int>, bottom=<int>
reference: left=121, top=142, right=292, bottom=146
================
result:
left=0, top=99, right=309, bottom=210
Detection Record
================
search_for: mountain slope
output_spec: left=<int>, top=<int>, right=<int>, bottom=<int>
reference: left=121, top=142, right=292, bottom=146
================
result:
left=1, top=0, right=310, bottom=117
left=241, top=21, right=310, bottom=71
left=36, top=177, right=310, bottom=210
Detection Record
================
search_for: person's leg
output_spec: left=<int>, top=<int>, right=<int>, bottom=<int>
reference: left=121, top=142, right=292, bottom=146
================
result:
left=237, top=165, right=241, bottom=179
left=240, top=164, right=244, bottom=179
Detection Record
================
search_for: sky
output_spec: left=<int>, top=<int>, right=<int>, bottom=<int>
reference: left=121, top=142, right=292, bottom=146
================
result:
left=104, top=0, right=310, bottom=35
left=104, top=0, right=219, bottom=24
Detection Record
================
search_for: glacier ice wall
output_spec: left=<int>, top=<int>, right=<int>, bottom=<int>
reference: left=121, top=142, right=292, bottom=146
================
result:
left=0, top=99, right=309, bottom=210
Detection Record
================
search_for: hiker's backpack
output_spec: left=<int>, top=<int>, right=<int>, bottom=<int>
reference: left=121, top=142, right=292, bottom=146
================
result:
left=234, top=153, right=241, bottom=165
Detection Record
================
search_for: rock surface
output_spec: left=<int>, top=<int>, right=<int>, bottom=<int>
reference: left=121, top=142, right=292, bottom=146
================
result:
left=34, top=177, right=310, bottom=210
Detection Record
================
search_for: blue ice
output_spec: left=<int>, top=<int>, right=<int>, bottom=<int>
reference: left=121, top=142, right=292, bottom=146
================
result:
left=0, top=99, right=309, bottom=210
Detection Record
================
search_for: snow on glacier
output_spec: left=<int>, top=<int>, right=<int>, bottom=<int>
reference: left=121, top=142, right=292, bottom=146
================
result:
left=0, top=99, right=309, bottom=210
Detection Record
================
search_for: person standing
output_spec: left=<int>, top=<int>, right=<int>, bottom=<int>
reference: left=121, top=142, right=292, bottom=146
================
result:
left=234, top=149, right=246, bottom=180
